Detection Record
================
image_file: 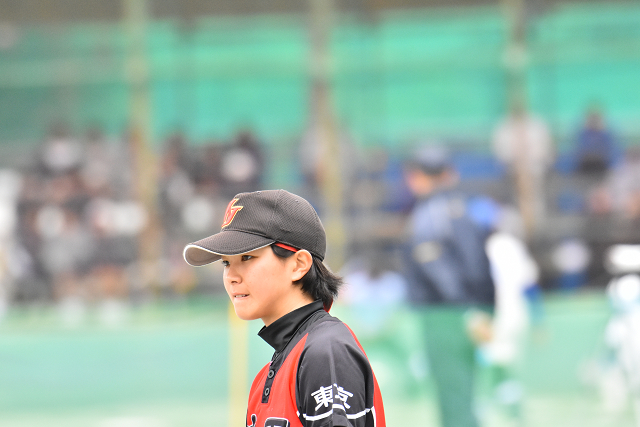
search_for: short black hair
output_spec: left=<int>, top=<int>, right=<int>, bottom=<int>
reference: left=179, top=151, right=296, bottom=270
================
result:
left=271, top=243, right=343, bottom=310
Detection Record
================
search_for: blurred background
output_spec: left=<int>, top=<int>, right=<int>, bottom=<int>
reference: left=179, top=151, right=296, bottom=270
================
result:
left=0, top=0, right=639, bottom=426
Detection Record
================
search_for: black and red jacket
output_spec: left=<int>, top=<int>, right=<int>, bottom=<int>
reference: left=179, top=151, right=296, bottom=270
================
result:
left=246, top=300, right=385, bottom=427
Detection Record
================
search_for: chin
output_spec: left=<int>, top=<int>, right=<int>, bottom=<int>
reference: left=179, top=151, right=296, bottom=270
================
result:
left=233, top=307, right=259, bottom=321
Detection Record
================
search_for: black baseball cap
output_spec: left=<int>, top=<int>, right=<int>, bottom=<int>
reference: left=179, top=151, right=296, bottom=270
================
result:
left=183, top=189, right=326, bottom=266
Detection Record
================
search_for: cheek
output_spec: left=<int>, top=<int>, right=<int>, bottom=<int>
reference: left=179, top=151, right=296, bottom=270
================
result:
left=252, top=263, right=288, bottom=293
left=262, top=259, right=287, bottom=279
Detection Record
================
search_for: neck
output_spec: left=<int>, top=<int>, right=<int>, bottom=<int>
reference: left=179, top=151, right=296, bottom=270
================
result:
left=262, top=291, right=314, bottom=327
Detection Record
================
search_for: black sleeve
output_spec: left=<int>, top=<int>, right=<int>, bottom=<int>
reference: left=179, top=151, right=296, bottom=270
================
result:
left=296, top=321, right=375, bottom=427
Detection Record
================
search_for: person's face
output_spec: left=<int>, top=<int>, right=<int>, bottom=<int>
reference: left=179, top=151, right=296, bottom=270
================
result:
left=404, top=168, right=440, bottom=197
left=221, top=246, right=306, bottom=326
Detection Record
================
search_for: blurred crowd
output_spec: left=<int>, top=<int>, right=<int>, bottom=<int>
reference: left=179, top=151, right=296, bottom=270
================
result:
left=0, top=104, right=638, bottom=322
left=0, top=124, right=267, bottom=322
left=340, top=104, right=640, bottom=297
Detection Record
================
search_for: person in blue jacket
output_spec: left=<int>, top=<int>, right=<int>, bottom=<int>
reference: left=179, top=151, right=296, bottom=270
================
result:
left=402, top=146, right=495, bottom=427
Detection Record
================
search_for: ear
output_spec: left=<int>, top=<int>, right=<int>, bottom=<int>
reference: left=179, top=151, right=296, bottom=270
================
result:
left=291, top=250, right=313, bottom=282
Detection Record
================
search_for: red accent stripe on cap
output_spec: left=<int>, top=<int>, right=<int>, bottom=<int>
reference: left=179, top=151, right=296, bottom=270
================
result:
left=274, top=242, right=298, bottom=253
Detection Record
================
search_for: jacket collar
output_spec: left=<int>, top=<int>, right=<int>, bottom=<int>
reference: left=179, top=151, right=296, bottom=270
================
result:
left=258, top=300, right=324, bottom=352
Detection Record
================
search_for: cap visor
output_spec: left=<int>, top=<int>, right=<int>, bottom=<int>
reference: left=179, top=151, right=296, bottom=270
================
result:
left=183, top=231, right=275, bottom=266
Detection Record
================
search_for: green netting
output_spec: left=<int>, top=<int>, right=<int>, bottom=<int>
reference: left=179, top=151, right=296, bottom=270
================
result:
left=0, top=3, right=638, bottom=151
left=527, top=2, right=640, bottom=146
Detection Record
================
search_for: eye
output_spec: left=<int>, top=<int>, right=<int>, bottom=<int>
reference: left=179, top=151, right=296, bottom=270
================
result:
left=221, top=260, right=230, bottom=267
left=241, top=255, right=253, bottom=261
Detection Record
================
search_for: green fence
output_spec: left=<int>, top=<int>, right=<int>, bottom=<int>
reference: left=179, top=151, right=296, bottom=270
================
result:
left=0, top=2, right=638, bottom=151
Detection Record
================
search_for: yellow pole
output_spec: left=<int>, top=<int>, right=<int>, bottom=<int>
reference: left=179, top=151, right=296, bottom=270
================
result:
left=309, top=0, right=346, bottom=270
left=228, top=302, right=249, bottom=427
left=124, top=0, right=162, bottom=287
left=501, top=0, right=536, bottom=239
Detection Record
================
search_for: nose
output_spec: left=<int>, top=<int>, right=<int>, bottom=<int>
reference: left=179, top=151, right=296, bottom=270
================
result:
left=224, top=263, right=241, bottom=285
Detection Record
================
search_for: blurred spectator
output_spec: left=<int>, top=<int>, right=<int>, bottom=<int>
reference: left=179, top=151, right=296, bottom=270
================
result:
left=574, top=106, right=620, bottom=177
left=39, top=123, right=83, bottom=177
left=589, top=146, right=640, bottom=220
left=492, top=103, right=554, bottom=174
left=38, top=206, right=94, bottom=298
left=218, top=130, right=265, bottom=198
left=191, top=142, right=222, bottom=193
left=0, top=124, right=272, bottom=309
left=401, top=146, right=495, bottom=427
left=483, top=204, right=541, bottom=419
left=80, top=126, right=135, bottom=197
left=492, top=102, right=554, bottom=228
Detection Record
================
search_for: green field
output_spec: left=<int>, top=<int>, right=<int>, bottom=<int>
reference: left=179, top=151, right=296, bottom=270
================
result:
left=0, top=292, right=636, bottom=427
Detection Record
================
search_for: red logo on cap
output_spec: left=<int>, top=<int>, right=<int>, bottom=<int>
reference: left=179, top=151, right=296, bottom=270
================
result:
left=221, top=198, right=243, bottom=228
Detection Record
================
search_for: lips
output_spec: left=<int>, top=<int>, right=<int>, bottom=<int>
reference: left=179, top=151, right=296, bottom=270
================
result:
left=233, top=294, right=249, bottom=298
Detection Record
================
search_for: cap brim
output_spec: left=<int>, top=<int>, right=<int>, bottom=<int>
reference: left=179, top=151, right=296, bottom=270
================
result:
left=183, top=230, right=275, bottom=266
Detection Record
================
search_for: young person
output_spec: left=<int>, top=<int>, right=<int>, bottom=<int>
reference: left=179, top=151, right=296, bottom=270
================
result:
left=183, top=189, right=385, bottom=427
